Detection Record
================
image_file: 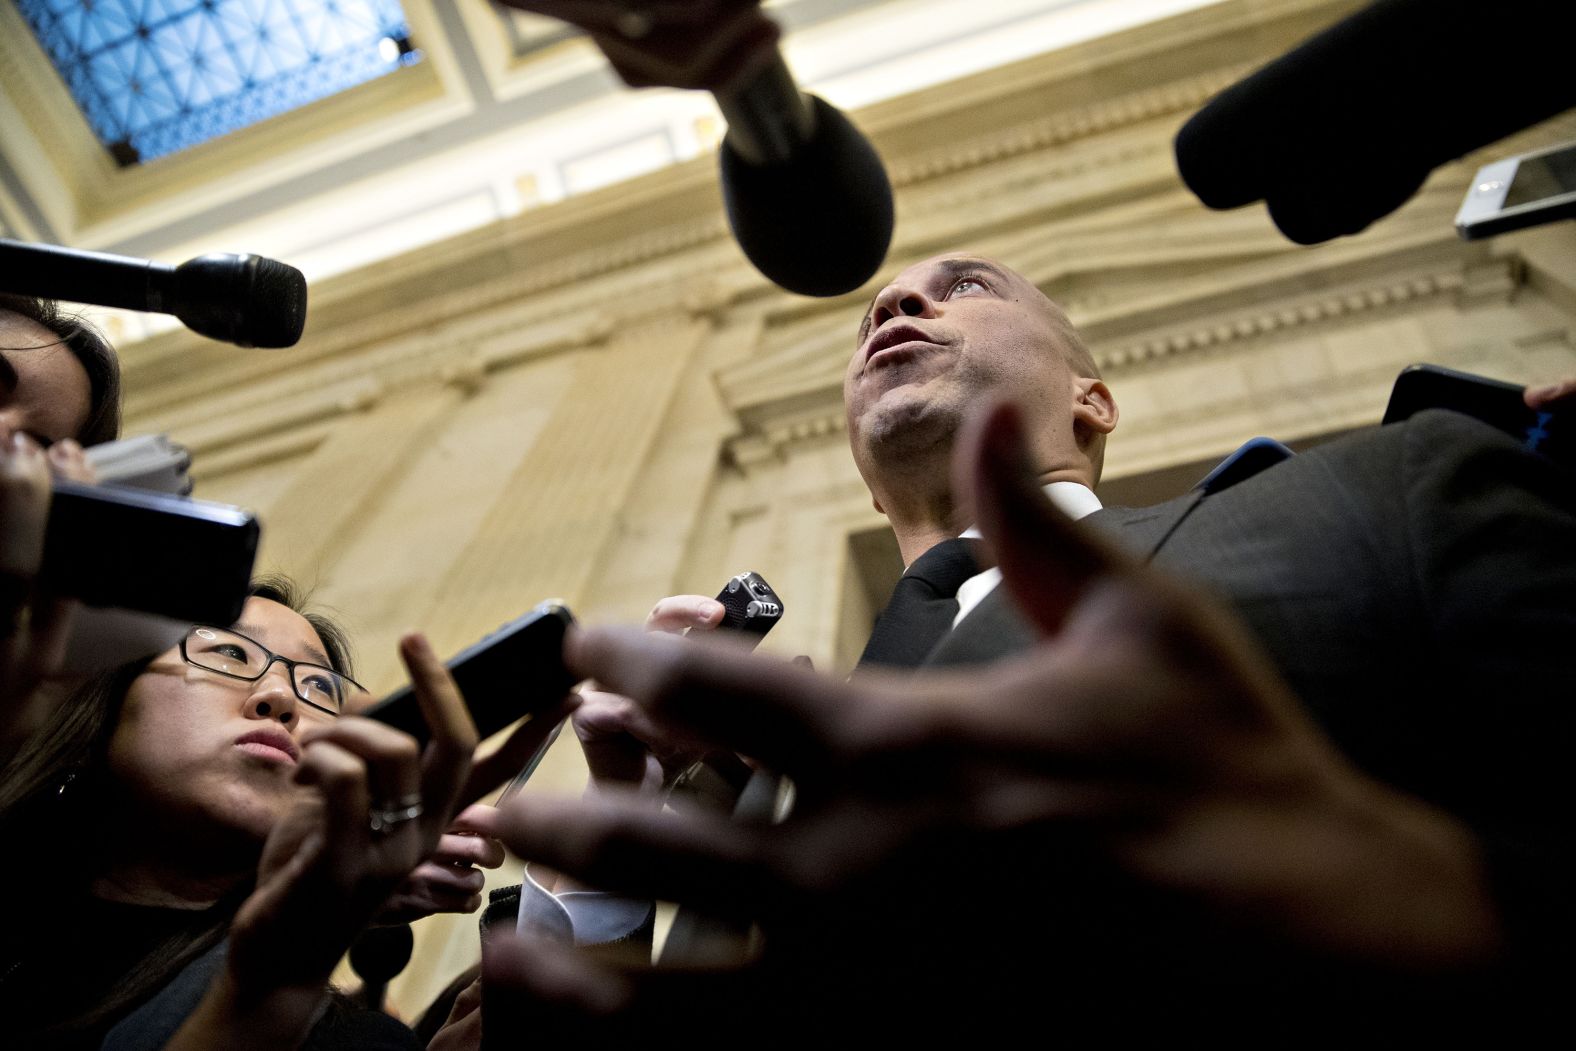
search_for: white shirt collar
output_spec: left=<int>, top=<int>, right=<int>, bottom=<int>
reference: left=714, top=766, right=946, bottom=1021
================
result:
left=954, top=481, right=1102, bottom=626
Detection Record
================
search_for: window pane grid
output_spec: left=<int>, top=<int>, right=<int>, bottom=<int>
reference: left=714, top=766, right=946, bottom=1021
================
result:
left=17, top=0, right=422, bottom=165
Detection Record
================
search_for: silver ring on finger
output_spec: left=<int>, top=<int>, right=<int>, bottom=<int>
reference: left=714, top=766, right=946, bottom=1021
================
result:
left=369, top=794, right=424, bottom=836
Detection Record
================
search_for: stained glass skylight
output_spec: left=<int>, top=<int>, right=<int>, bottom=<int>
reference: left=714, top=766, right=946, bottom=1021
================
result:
left=16, top=0, right=422, bottom=166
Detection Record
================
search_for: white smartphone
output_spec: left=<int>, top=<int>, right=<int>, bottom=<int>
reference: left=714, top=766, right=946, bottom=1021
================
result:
left=1456, top=140, right=1576, bottom=240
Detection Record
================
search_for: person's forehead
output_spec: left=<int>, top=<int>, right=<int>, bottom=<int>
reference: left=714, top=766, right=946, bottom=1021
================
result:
left=236, top=597, right=331, bottom=666
left=0, top=311, right=59, bottom=349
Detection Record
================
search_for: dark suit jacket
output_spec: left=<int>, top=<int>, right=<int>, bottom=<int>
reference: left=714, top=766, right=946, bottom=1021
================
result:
left=925, top=409, right=1575, bottom=1004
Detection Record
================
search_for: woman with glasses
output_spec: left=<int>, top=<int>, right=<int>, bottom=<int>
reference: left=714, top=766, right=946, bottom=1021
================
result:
left=0, top=575, right=529, bottom=1050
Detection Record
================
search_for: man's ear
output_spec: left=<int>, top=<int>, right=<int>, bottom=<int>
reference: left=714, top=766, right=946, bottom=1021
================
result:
left=1071, top=379, right=1118, bottom=436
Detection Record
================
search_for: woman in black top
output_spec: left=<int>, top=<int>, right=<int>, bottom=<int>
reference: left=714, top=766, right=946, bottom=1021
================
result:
left=0, top=577, right=482, bottom=1049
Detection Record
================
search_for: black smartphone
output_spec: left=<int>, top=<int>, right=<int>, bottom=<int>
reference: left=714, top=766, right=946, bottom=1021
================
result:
left=713, top=571, right=784, bottom=640
left=39, top=480, right=258, bottom=625
left=1383, top=364, right=1567, bottom=467
left=362, top=602, right=577, bottom=745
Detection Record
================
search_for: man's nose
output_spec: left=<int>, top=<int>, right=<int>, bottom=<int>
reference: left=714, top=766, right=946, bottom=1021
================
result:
left=244, top=663, right=301, bottom=727
left=869, top=284, right=936, bottom=332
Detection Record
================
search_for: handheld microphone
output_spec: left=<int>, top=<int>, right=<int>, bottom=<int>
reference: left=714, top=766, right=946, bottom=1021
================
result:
left=1174, top=0, right=1576, bottom=245
left=714, top=53, right=894, bottom=298
left=0, top=239, right=307, bottom=348
left=348, top=925, right=414, bottom=1011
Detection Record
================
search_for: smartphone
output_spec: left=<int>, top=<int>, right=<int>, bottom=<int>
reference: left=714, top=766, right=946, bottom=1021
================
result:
left=40, top=480, right=258, bottom=625
left=1383, top=364, right=1567, bottom=467
left=1455, top=140, right=1576, bottom=240
left=362, top=602, right=576, bottom=745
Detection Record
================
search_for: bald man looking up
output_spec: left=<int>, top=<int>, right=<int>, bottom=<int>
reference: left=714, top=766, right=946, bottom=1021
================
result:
left=843, top=255, right=1118, bottom=668
left=835, top=251, right=1574, bottom=996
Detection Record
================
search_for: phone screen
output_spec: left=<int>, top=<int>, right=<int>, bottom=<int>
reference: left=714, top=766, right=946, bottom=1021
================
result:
left=361, top=603, right=575, bottom=745
left=1504, top=147, right=1576, bottom=209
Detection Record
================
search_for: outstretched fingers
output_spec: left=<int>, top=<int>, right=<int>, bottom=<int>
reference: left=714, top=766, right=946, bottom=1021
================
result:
left=456, top=694, right=578, bottom=807
left=473, top=791, right=777, bottom=918
left=645, top=594, right=725, bottom=634
left=955, top=399, right=1139, bottom=640
left=565, top=626, right=857, bottom=773
left=398, top=632, right=479, bottom=832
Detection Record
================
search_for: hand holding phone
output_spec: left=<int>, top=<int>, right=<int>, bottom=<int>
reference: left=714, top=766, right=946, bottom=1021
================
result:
left=1384, top=364, right=1568, bottom=468
left=42, top=480, right=258, bottom=624
left=1456, top=140, right=1576, bottom=240
left=362, top=603, right=577, bottom=747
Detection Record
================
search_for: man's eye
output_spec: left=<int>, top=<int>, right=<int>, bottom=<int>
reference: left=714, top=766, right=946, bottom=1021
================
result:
left=949, top=277, right=988, bottom=297
left=215, top=644, right=250, bottom=662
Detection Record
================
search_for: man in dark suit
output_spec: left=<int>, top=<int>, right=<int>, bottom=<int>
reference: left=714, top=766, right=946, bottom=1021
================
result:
left=471, top=254, right=1574, bottom=1040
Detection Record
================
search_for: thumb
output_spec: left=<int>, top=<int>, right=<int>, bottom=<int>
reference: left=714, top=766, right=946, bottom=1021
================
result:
left=954, top=399, right=1127, bottom=639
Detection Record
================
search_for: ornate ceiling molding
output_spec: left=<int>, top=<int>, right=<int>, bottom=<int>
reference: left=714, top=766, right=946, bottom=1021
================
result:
left=720, top=251, right=1531, bottom=472
left=888, top=64, right=1251, bottom=191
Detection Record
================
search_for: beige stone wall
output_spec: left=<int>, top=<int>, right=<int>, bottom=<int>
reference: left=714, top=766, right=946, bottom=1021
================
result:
left=115, top=0, right=1576, bottom=1016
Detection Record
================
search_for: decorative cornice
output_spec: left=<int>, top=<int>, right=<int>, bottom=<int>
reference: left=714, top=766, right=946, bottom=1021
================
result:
left=721, top=255, right=1529, bottom=469
left=1096, top=258, right=1523, bottom=371
left=889, top=65, right=1251, bottom=191
left=120, top=4, right=1347, bottom=438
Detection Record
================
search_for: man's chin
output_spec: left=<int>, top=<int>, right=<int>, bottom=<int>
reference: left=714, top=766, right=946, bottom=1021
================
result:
left=857, top=392, right=962, bottom=462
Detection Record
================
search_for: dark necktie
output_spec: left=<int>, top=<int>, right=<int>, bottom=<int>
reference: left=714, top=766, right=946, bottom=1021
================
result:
left=856, top=537, right=981, bottom=671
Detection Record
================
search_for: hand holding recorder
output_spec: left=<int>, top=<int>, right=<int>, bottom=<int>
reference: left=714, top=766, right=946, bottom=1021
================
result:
left=0, top=427, right=101, bottom=749
left=495, top=1, right=778, bottom=92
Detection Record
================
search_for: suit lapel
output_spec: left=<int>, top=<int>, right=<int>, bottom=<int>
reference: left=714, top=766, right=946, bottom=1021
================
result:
left=1083, top=489, right=1206, bottom=562
left=922, top=490, right=1206, bottom=668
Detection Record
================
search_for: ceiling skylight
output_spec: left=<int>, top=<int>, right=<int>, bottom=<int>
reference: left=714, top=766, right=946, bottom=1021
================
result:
left=16, top=0, right=422, bottom=165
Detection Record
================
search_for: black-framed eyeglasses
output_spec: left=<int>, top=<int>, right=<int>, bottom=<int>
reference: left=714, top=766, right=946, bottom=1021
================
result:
left=179, top=624, right=368, bottom=719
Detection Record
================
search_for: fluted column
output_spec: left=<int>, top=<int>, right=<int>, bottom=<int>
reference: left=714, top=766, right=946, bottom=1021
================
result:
left=254, top=382, right=466, bottom=576
left=420, top=311, right=713, bottom=648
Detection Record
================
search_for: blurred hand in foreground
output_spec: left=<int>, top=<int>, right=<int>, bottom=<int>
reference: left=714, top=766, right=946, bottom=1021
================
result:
left=474, top=399, right=1503, bottom=1039
left=495, top=1, right=778, bottom=91
left=0, top=429, right=96, bottom=750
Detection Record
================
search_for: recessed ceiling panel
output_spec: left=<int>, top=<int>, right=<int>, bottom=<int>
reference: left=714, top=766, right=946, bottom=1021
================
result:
left=16, top=0, right=423, bottom=165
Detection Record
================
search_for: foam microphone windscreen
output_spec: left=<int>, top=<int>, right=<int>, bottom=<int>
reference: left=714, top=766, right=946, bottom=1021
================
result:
left=720, top=95, right=894, bottom=297
left=1175, top=0, right=1576, bottom=244
left=349, top=924, right=415, bottom=987
left=164, top=253, right=308, bottom=348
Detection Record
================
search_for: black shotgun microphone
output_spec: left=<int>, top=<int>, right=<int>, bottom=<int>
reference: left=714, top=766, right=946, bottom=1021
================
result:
left=0, top=239, right=307, bottom=348
left=1174, top=0, right=1576, bottom=245
left=715, top=52, right=893, bottom=298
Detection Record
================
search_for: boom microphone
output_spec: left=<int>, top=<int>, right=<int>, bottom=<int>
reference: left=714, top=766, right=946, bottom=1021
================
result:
left=1174, top=0, right=1576, bottom=245
left=715, top=52, right=894, bottom=297
left=0, top=239, right=307, bottom=347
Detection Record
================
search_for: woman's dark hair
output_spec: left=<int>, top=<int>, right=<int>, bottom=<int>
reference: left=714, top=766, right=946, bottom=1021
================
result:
left=250, top=573, right=355, bottom=681
left=0, top=574, right=353, bottom=1037
left=0, top=293, right=122, bottom=446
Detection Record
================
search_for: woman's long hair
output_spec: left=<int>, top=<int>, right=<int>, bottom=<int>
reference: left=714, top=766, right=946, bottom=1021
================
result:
left=0, top=293, right=122, bottom=447
left=0, top=575, right=354, bottom=1037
